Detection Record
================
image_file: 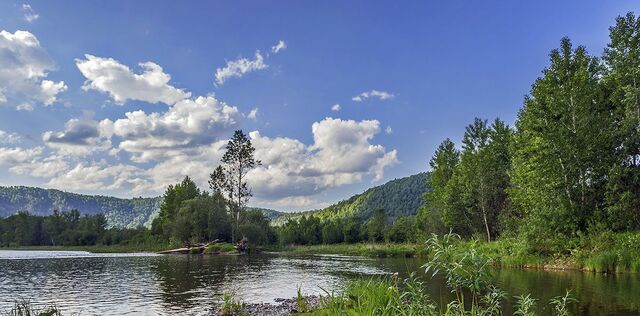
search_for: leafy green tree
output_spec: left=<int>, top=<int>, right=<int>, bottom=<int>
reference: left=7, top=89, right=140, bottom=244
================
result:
left=511, top=38, right=614, bottom=251
left=417, top=139, right=459, bottom=237
left=208, top=130, right=261, bottom=242
left=366, top=208, right=387, bottom=243
left=342, top=217, right=361, bottom=243
left=321, top=219, right=344, bottom=244
left=151, top=176, right=200, bottom=240
left=386, top=216, right=417, bottom=243
left=603, top=12, right=640, bottom=230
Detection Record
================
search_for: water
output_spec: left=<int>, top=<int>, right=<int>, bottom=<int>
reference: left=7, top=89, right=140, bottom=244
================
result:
left=1, top=251, right=639, bottom=315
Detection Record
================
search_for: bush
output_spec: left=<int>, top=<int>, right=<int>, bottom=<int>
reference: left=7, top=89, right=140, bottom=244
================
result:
left=205, top=243, right=236, bottom=253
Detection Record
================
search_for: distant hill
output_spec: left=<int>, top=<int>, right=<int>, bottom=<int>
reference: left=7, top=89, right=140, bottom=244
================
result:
left=0, top=186, right=162, bottom=228
left=0, top=173, right=428, bottom=228
left=247, top=207, right=285, bottom=221
left=271, top=172, right=430, bottom=225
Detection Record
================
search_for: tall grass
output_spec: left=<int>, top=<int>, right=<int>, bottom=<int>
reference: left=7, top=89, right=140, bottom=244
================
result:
left=4, top=301, right=62, bottom=316
left=219, top=290, right=245, bottom=316
left=304, top=232, right=578, bottom=316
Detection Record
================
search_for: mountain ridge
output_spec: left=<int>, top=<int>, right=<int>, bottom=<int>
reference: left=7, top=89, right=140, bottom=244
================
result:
left=271, top=172, right=430, bottom=225
left=0, top=172, right=429, bottom=227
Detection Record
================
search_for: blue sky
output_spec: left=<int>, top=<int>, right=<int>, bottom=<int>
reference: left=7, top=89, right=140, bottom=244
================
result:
left=0, top=1, right=637, bottom=211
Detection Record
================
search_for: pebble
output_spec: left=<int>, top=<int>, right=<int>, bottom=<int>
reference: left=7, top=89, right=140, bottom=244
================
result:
left=208, top=295, right=322, bottom=316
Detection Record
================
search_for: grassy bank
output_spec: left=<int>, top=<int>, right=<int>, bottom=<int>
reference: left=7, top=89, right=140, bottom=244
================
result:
left=296, top=233, right=579, bottom=316
left=278, top=231, right=640, bottom=274
left=277, top=243, right=425, bottom=258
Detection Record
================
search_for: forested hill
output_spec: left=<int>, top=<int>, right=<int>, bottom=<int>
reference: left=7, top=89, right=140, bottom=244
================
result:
left=0, top=186, right=162, bottom=228
left=0, top=173, right=427, bottom=228
left=272, top=172, right=430, bottom=225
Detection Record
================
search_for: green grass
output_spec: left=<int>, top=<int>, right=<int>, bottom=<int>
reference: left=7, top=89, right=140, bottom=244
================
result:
left=279, top=243, right=424, bottom=258
left=299, top=233, right=579, bottom=316
left=204, top=243, right=236, bottom=253
left=4, top=300, right=62, bottom=316
left=280, top=231, right=640, bottom=274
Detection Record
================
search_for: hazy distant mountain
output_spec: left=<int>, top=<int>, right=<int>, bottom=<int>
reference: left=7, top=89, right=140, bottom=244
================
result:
left=0, top=186, right=162, bottom=228
left=271, top=172, right=430, bottom=225
left=0, top=173, right=427, bottom=228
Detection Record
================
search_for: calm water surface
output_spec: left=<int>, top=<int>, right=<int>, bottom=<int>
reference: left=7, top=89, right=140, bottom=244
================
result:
left=1, top=250, right=639, bottom=315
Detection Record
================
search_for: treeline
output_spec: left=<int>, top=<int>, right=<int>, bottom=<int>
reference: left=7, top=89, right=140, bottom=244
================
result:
left=416, top=13, right=640, bottom=253
left=0, top=209, right=150, bottom=247
left=149, top=176, right=277, bottom=246
left=279, top=209, right=417, bottom=245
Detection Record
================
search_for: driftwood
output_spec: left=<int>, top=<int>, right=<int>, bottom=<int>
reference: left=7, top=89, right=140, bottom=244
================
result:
left=157, top=240, right=220, bottom=254
left=156, top=239, right=249, bottom=255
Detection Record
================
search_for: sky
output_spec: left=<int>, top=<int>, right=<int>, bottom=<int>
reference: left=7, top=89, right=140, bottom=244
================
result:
left=0, top=1, right=637, bottom=211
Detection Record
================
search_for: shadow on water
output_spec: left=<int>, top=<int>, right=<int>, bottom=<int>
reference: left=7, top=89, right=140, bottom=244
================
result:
left=376, top=257, right=640, bottom=316
left=1, top=251, right=640, bottom=315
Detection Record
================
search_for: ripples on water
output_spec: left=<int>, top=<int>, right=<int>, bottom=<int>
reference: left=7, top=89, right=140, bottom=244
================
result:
left=0, top=251, right=388, bottom=315
left=2, top=250, right=640, bottom=315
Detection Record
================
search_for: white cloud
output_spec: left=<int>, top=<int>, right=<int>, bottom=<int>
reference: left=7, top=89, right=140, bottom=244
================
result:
left=246, top=117, right=398, bottom=202
left=0, top=146, right=42, bottom=166
left=42, top=118, right=112, bottom=156
left=215, top=51, right=268, bottom=86
left=76, top=54, right=191, bottom=105
left=0, top=30, right=67, bottom=108
left=385, top=126, right=393, bottom=134
left=0, top=130, right=21, bottom=144
left=16, top=103, right=33, bottom=111
left=107, top=95, right=241, bottom=162
left=22, top=4, right=39, bottom=23
left=0, top=116, right=398, bottom=209
left=331, top=103, right=341, bottom=112
left=352, top=90, right=395, bottom=102
left=248, top=108, right=258, bottom=120
left=253, top=196, right=327, bottom=210
left=47, top=162, right=147, bottom=193
left=271, top=40, right=287, bottom=53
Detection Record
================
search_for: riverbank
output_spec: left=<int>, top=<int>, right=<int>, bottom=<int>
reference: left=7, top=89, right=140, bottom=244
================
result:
left=276, top=243, right=425, bottom=258
left=277, top=231, right=640, bottom=274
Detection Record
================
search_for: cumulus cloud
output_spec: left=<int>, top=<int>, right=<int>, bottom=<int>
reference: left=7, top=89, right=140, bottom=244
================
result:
left=271, top=40, right=287, bottom=53
left=42, top=118, right=112, bottom=155
left=331, top=103, right=341, bottom=112
left=47, top=162, right=148, bottom=193
left=76, top=54, right=191, bottom=105
left=0, top=30, right=67, bottom=108
left=215, top=51, right=267, bottom=86
left=352, top=90, right=394, bottom=102
left=0, top=116, right=397, bottom=209
left=106, top=95, right=241, bottom=162
left=248, top=108, right=258, bottom=120
left=22, top=4, right=39, bottom=23
left=247, top=117, right=398, bottom=201
left=0, top=146, right=42, bottom=166
left=0, top=145, right=148, bottom=194
left=0, top=130, right=21, bottom=144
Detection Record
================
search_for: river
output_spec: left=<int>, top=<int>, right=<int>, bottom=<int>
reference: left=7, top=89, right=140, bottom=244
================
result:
left=1, top=250, right=639, bottom=315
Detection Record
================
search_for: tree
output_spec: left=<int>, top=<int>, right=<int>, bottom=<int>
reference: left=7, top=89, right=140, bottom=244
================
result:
left=386, top=216, right=417, bottom=243
left=417, top=139, right=459, bottom=237
left=511, top=38, right=613, bottom=250
left=603, top=12, right=640, bottom=230
left=209, top=130, right=261, bottom=242
left=366, top=208, right=387, bottom=243
left=151, top=176, right=200, bottom=240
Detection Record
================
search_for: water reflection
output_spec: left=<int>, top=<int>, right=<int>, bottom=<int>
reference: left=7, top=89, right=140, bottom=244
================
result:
left=1, top=251, right=639, bottom=315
